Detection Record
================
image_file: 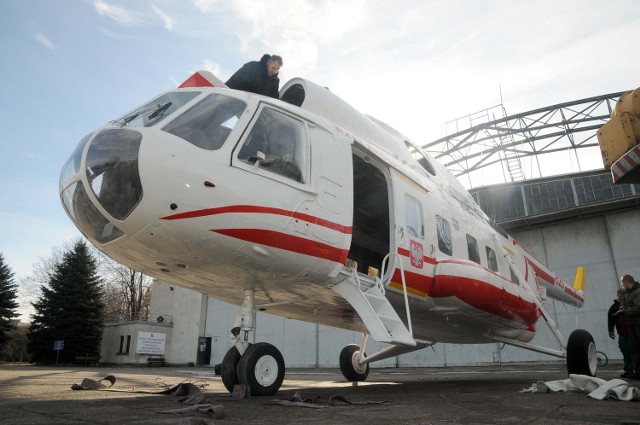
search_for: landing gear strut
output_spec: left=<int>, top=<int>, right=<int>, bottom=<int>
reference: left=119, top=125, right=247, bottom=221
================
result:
left=220, top=289, right=285, bottom=396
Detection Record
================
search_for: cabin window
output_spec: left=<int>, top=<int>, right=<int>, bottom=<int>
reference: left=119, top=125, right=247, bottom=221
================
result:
left=510, top=267, right=520, bottom=285
left=466, top=235, right=480, bottom=264
left=405, top=141, right=436, bottom=176
left=238, top=108, right=306, bottom=183
left=405, top=194, right=424, bottom=238
left=163, top=93, right=246, bottom=150
left=435, top=215, right=452, bottom=255
left=486, top=247, right=498, bottom=272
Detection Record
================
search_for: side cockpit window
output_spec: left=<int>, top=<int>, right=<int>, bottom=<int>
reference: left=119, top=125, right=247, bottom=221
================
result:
left=237, top=108, right=306, bottom=183
left=163, top=93, right=246, bottom=150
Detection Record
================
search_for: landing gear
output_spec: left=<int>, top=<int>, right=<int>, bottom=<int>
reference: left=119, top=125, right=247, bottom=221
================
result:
left=221, top=289, right=286, bottom=396
left=339, top=344, right=369, bottom=382
left=566, top=329, right=597, bottom=376
left=237, top=342, right=285, bottom=396
left=221, top=345, right=246, bottom=392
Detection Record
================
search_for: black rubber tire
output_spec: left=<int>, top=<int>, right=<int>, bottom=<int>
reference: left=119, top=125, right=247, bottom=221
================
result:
left=237, top=342, right=285, bottom=396
left=566, top=329, right=597, bottom=376
left=221, top=345, right=245, bottom=393
left=339, top=344, right=369, bottom=382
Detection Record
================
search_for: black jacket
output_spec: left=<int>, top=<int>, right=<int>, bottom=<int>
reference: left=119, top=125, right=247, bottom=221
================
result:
left=225, top=54, right=280, bottom=98
left=624, top=282, right=640, bottom=325
left=608, top=299, right=629, bottom=336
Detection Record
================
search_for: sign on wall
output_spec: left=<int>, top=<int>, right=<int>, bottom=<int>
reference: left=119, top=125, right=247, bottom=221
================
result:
left=136, top=331, right=166, bottom=355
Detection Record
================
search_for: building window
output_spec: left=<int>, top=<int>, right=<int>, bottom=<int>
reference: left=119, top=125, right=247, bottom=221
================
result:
left=486, top=247, right=498, bottom=272
left=405, top=194, right=424, bottom=238
left=466, top=235, right=480, bottom=264
left=118, top=335, right=132, bottom=354
left=436, top=215, right=452, bottom=255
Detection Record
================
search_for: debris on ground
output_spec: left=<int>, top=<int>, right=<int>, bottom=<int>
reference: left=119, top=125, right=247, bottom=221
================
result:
left=520, top=374, right=640, bottom=401
left=270, top=391, right=389, bottom=408
left=70, top=375, right=225, bottom=418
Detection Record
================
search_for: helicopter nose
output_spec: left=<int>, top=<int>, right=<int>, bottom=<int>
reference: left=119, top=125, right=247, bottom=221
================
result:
left=60, top=128, right=143, bottom=243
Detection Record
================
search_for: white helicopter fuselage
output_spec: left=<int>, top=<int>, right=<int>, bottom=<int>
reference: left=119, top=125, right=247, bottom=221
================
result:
left=60, top=71, right=585, bottom=349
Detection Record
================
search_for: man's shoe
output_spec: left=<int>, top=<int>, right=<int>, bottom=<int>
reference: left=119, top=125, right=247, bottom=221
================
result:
left=621, top=372, right=634, bottom=378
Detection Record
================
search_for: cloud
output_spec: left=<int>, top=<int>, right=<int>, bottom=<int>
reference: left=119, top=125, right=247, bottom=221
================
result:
left=152, top=4, right=174, bottom=31
left=93, top=0, right=142, bottom=26
left=193, top=0, right=220, bottom=13
left=34, top=32, right=56, bottom=50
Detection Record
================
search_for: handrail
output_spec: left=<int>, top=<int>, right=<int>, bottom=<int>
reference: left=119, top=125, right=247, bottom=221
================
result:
left=381, top=252, right=413, bottom=338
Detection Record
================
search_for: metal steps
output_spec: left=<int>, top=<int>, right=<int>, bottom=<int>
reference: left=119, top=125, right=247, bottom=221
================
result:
left=333, top=268, right=416, bottom=346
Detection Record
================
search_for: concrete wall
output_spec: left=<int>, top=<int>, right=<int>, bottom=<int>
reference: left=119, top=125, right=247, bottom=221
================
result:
left=101, top=321, right=173, bottom=364
left=101, top=280, right=205, bottom=365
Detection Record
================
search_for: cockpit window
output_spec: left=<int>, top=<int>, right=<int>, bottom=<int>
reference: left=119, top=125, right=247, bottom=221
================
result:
left=112, top=91, right=200, bottom=128
left=163, top=93, right=246, bottom=150
left=237, top=108, right=307, bottom=183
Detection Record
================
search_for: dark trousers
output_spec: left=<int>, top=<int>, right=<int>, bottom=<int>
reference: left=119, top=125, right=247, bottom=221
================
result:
left=619, top=335, right=633, bottom=374
left=629, top=323, right=640, bottom=374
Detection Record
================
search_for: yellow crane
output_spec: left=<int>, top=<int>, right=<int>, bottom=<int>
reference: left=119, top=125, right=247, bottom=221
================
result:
left=597, top=88, right=640, bottom=183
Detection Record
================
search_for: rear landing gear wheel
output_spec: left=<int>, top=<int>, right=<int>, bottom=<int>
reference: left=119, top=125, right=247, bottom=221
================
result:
left=339, top=344, right=369, bottom=382
left=566, top=329, right=597, bottom=376
left=237, top=342, right=285, bottom=396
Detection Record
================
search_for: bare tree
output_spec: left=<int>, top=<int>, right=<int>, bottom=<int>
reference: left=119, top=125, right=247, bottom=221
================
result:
left=96, top=252, right=152, bottom=322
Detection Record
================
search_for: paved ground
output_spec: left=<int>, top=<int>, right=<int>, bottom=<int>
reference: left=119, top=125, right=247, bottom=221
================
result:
left=0, top=363, right=639, bottom=424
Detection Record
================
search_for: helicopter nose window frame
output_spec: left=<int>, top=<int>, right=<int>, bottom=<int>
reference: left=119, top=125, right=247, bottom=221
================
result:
left=236, top=106, right=308, bottom=184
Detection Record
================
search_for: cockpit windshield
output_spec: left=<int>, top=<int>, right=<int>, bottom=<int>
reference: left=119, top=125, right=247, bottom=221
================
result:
left=162, top=93, right=247, bottom=150
left=111, top=91, right=200, bottom=128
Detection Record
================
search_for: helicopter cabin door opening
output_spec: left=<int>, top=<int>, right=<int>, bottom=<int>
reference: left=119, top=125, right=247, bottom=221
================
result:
left=347, top=150, right=392, bottom=280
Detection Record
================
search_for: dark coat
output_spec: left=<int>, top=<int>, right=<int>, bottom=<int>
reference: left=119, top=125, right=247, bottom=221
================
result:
left=623, top=282, right=640, bottom=325
left=608, top=299, right=629, bottom=336
left=225, top=54, right=280, bottom=99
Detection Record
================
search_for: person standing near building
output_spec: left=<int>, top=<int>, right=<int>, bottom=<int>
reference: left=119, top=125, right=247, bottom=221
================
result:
left=225, top=54, right=283, bottom=99
left=620, top=274, right=640, bottom=379
left=608, top=288, right=634, bottom=378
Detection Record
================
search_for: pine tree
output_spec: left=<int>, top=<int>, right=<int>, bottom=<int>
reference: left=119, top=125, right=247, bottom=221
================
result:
left=0, top=253, right=19, bottom=353
left=28, top=241, right=104, bottom=364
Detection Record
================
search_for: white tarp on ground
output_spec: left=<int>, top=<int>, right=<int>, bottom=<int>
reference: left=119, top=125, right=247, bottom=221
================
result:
left=521, top=374, right=640, bottom=401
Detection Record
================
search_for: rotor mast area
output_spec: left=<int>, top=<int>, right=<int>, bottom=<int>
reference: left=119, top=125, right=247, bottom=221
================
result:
left=423, top=92, right=627, bottom=189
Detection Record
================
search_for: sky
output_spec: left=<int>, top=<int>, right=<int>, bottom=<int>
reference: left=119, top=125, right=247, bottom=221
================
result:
left=1, top=0, right=639, bottom=308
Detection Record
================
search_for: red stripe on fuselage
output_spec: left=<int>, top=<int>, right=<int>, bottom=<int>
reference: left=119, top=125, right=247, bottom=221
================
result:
left=429, top=271, right=540, bottom=327
left=162, top=205, right=351, bottom=234
left=394, top=249, right=539, bottom=326
left=212, top=228, right=349, bottom=264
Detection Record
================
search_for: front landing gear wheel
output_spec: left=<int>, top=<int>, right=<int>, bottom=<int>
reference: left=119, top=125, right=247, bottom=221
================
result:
left=237, top=342, right=285, bottom=396
left=221, top=346, right=242, bottom=393
left=567, top=329, right=597, bottom=376
left=339, top=344, right=369, bottom=382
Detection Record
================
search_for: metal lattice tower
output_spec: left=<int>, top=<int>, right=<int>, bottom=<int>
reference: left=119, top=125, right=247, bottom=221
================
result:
left=422, top=91, right=626, bottom=188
